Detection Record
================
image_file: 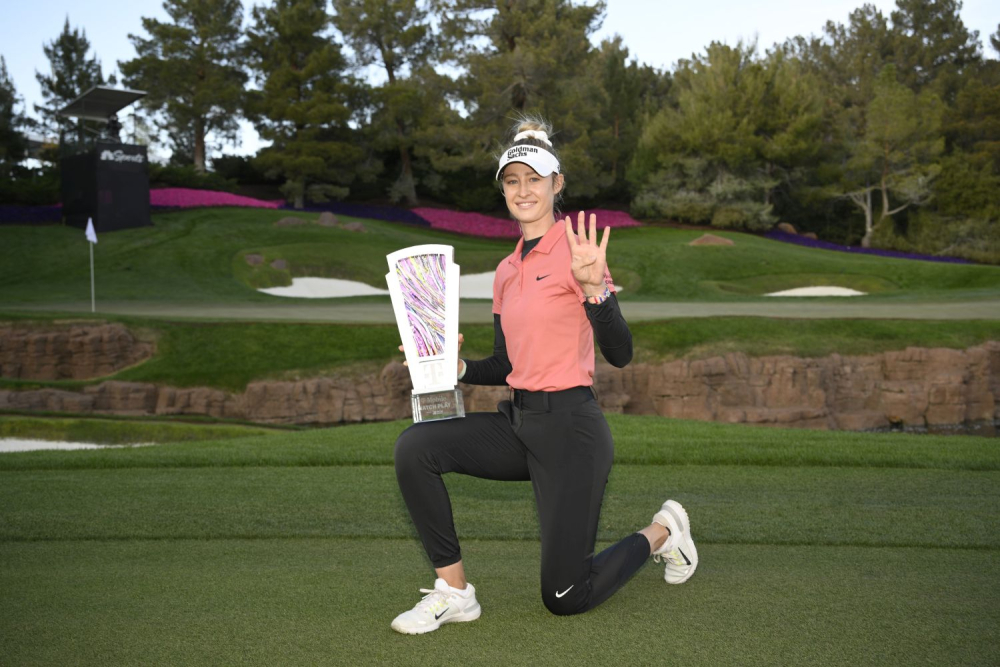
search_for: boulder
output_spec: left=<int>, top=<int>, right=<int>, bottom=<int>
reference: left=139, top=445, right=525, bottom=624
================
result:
left=274, top=216, right=307, bottom=227
left=244, top=253, right=264, bottom=266
left=776, top=222, right=797, bottom=234
left=270, top=259, right=288, bottom=270
left=317, top=212, right=339, bottom=227
left=343, top=221, right=366, bottom=233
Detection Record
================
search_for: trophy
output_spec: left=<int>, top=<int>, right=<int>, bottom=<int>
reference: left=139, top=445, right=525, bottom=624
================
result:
left=386, top=245, right=465, bottom=423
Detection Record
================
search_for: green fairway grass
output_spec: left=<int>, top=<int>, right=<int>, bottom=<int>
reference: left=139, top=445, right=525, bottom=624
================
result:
left=2, top=313, right=998, bottom=391
left=1, top=417, right=997, bottom=665
left=2, top=207, right=999, bottom=306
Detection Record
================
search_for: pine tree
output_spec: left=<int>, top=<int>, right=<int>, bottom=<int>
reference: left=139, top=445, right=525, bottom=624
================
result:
left=842, top=64, right=944, bottom=247
left=434, top=0, right=614, bottom=201
left=34, top=17, right=107, bottom=153
left=245, top=0, right=363, bottom=208
left=593, top=36, right=670, bottom=203
left=120, top=0, right=246, bottom=172
left=630, top=42, right=823, bottom=231
left=0, top=56, right=30, bottom=176
left=332, top=0, right=435, bottom=205
left=890, top=0, right=981, bottom=102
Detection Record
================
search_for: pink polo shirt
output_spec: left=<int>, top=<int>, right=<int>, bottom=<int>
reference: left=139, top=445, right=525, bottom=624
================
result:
left=493, top=221, right=615, bottom=392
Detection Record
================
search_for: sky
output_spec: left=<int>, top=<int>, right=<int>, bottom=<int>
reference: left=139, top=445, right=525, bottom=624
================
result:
left=2, top=0, right=997, bottom=159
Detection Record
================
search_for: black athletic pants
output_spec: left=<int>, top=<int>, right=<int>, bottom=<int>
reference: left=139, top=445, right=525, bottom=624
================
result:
left=394, top=387, right=651, bottom=616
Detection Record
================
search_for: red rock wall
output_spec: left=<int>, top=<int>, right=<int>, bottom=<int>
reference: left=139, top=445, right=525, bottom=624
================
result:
left=1, top=343, right=997, bottom=431
left=0, top=324, right=153, bottom=380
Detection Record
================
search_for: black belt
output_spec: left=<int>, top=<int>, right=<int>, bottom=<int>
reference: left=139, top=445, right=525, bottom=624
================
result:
left=512, top=386, right=595, bottom=411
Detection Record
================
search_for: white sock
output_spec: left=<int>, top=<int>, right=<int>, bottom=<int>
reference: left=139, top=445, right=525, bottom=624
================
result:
left=448, top=583, right=472, bottom=597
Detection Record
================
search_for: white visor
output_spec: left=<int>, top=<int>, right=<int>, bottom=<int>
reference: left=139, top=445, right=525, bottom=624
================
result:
left=496, top=144, right=560, bottom=180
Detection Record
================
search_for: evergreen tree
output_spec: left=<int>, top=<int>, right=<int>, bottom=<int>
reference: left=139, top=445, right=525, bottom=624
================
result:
left=332, top=0, right=435, bottom=205
left=0, top=56, right=30, bottom=176
left=434, top=0, right=614, bottom=201
left=593, top=36, right=670, bottom=203
left=890, top=0, right=980, bottom=102
left=120, top=0, right=246, bottom=173
left=34, top=17, right=107, bottom=153
left=245, top=0, right=364, bottom=209
left=841, top=64, right=944, bottom=247
left=630, top=42, right=823, bottom=231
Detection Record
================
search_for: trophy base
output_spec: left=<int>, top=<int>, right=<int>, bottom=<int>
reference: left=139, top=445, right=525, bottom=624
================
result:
left=412, top=389, right=465, bottom=423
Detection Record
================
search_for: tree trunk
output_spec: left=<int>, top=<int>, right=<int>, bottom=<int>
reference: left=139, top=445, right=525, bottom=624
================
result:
left=194, top=116, right=206, bottom=174
left=397, top=129, right=418, bottom=207
left=860, top=188, right=874, bottom=248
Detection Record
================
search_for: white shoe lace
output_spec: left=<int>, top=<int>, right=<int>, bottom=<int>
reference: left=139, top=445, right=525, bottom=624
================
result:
left=413, top=588, right=452, bottom=616
left=652, top=546, right=684, bottom=566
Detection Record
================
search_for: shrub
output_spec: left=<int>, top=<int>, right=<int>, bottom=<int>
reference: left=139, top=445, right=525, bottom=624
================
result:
left=148, top=164, right=238, bottom=193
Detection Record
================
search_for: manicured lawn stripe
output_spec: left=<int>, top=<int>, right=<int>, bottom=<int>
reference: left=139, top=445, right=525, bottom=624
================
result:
left=2, top=465, right=996, bottom=549
left=1, top=539, right=996, bottom=667
left=2, top=416, right=997, bottom=472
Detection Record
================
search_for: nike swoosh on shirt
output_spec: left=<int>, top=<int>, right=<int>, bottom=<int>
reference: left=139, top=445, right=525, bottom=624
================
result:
left=434, top=607, right=450, bottom=620
left=555, top=585, right=573, bottom=598
left=536, top=274, right=550, bottom=281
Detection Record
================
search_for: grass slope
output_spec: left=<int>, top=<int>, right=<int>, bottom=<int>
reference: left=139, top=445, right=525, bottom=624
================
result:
left=2, top=208, right=999, bottom=306
left=1, top=417, right=997, bottom=666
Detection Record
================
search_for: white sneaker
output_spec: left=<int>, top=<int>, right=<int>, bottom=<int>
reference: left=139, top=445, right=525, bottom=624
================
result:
left=651, top=500, right=699, bottom=584
left=390, top=578, right=481, bottom=635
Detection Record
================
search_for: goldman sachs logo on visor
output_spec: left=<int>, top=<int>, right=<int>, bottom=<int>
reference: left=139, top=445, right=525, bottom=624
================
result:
left=507, top=146, right=539, bottom=159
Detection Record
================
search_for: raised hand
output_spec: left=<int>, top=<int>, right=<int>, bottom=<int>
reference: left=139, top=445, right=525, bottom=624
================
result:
left=565, top=211, right=610, bottom=295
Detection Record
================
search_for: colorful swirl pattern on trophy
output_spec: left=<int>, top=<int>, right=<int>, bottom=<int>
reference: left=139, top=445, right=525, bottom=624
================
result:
left=396, top=254, right=447, bottom=358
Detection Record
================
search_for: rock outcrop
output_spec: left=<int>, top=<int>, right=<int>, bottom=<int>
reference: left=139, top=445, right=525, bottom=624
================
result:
left=0, top=324, right=153, bottom=381
left=1, top=343, right=997, bottom=431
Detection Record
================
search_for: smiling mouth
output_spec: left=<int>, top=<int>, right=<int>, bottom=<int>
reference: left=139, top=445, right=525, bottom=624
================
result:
left=516, top=202, right=536, bottom=208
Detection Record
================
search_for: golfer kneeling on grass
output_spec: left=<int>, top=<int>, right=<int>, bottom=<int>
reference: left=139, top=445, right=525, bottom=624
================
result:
left=391, top=117, right=698, bottom=635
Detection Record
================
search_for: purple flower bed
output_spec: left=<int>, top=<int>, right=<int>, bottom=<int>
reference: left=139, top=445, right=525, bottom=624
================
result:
left=0, top=205, right=62, bottom=225
left=764, top=230, right=973, bottom=265
left=151, top=188, right=282, bottom=209
left=413, top=208, right=642, bottom=239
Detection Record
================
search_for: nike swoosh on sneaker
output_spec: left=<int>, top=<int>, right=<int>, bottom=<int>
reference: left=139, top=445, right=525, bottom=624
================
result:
left=536, top=274, right=550, bottom=281
left=678, top=548, right=691, bottom=566
left=555, top=585, right=573, bottom=598
left=434, top=607, right=450, bottom=620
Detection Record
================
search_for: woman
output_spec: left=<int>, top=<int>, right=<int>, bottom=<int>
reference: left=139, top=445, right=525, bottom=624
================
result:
left=391, top=118, right=698, bottom=635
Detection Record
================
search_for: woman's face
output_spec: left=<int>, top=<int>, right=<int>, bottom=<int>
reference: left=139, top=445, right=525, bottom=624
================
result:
left=501, top=162, right=564, bottom=229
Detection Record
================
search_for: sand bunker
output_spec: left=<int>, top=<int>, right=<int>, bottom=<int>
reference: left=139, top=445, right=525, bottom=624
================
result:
left=258, top=274, right=498, bottom=299
left=258, top=273, right=623, bottom=299
left=765, top=286, right=866, bottom=297
left=0, top=439, right=153, bottom=453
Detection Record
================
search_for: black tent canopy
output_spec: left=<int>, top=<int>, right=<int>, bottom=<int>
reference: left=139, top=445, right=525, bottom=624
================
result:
left=59, top=86, right=147, bottom=122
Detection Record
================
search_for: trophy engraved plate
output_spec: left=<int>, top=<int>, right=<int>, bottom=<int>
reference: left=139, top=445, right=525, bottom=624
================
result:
left=386, top=245, right=465, bottom=423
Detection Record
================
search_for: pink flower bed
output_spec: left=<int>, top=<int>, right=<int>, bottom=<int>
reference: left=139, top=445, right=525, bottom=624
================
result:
left=412, top=208, right=641, bottom=239
left=150, top=188, right=283, bottom=209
